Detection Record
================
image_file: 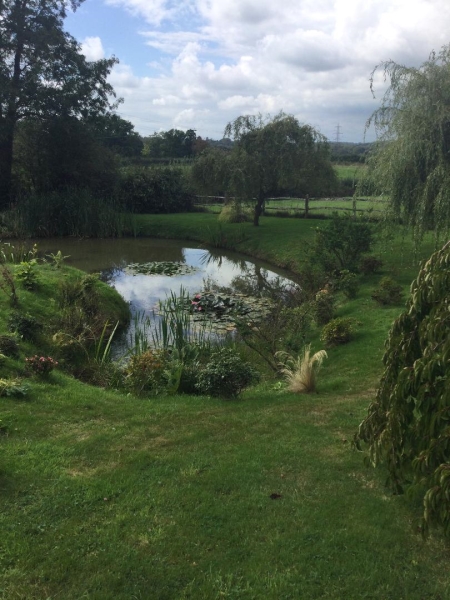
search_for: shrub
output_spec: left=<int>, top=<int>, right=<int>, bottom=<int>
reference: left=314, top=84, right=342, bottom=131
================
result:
left=354, top=241, right=450, bottom=535
left=314, top=289, right=335, bottom=325
left=371, top=277, right=403, bottom=305
left=360, top=255, right=383, bottom=275
left=236, top=300, right=312, bottom=372
left=16, top=259, right=39, bottom=290
left=12, top=188, right=124, bottom=237
left=0, top=264, right=19, bottom=307
left=9, top=312, right=43, bottom=341
left=0, top=378, right=29, bottom=398
left=321, top=317, right=356, bottom=347
left=163, top=344, right=203, bottom=395
left=119, top=167, right=194, bottom=213
left=25, top=355, right=58, bottom=377
left=196, top=347, right=259, bottom=398
left=218, top=202, right=252, bottom=223
left=125, top=349, right=168, bottom=395
left=312, top=213, right=373, bottom=272
left=0, top=335, right=20, bottom=358
left=276, top=345, right=327, bottom=393
left=335, top=270, right=360, bottom=299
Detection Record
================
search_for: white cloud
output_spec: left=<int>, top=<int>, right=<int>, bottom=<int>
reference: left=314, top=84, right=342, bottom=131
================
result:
left=81, top=36, right=105, bottom=61
left=101, top=0, right=450, bottom=141
left=105, top=0, right=171, bottom=26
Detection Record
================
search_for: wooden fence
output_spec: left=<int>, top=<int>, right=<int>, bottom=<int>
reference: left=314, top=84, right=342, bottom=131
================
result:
left=194, top=196, right=387, bottom=218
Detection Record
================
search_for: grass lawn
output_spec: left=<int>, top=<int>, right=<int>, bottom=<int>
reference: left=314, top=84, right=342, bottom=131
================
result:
left=1, top=215, right=450, bottom=599
left=333, top=163, right=367, bottom=182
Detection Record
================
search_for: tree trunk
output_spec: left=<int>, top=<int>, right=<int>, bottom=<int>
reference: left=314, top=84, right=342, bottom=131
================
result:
left=253, top=195, right=264, bottom=226
left=0, top=10, right=25, bottom=210
left=0, top=120, right=15, bottom=210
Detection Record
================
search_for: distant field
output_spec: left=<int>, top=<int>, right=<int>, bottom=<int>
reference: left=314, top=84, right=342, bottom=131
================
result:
left=334, top=163, right=367, bottom=181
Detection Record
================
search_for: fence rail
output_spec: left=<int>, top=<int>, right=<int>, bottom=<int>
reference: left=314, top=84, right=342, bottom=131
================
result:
left=194, top=196, right=388, bottom=217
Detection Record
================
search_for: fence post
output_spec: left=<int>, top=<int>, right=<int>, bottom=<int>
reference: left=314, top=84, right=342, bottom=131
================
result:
left=305, top=194, right=309, bottom=219
left=352, top=199, right=357, bottom=218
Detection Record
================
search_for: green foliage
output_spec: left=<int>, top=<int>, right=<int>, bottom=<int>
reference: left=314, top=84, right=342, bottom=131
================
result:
left=335, top=270, right=360, bottom=299
left=0, top=0, right=118, bottom=206
left=86, top=114, right=143, bottom=158
left=46, top=250, right=70, bottom=269
left=237, top=300, right=312, bottom=372
left=362, top=45, right=450, bottom=240
left=314, top=289, right=335, bottom=326
left=8, top=312, right=43, bottom=341
left=192, top=112, right=337, bottom=226
left=0, top=377, right=29, bottom=398
left=125, top=349, right=168, bottom=396
left=143, top=128, right=197, bottom=159
left=0, top=335, right=19, bottom=358
left=53, top=274, right=111, bottom=356
left=119, top=167, right=194, bottom=213
left=0, top=264, right=18, bottom=307
left=196, top=347, right=259, bottom=398
left=204, top=224, right=249, bottom=249
left=11, top=188, right=125, bottom=238
left=359, top=255, right=383, bottom=275
left=0, top=242, right=37, bottom=264
left=320, top=317, right=356, bottom=347
left=354, top=241, right=450, bottom=534
left=218, top=202, right=252, bottom=223
left=16, top=260, right=39, bottom=290
left=371, top=277, right=404, bottom=305
left=312, top=213, right=373, bottom=272
left=163, top=344, right=203, bottom=395
left=14, top=117, right=120, bottom=197
left=25, top=355, right=58, bottom=377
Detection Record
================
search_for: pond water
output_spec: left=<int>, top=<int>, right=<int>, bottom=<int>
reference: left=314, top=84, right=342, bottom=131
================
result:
left=32, top=237, right=298, bottom=351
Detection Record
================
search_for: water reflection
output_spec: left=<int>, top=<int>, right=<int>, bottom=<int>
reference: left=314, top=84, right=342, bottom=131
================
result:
left=29, top=236, right=298, bottom=337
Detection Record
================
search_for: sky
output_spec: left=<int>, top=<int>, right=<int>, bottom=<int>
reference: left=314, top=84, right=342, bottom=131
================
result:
left=66, top=0, right=450, bottom=143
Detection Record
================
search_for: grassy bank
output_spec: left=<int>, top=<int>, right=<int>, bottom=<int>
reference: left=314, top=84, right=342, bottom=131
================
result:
left=1, top=215, right=449, bottom=599
left=134, top=212, right=435, bottom=281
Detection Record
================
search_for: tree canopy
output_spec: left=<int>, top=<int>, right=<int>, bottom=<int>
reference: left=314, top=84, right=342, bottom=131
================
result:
left=192, top=112, right=337, bottom=226
left=0, top=0, right=119, bottom=207
left=143, top=129, right=198, bottom=160
left=355, top=241, right=450, bottom=535
left=362, top=45, right=450, bottom=240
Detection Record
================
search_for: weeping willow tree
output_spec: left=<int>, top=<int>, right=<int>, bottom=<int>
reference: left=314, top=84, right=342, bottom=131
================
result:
left=354, top=241, right=450, bottom=535
left=362, top=45, right=450, bottom=241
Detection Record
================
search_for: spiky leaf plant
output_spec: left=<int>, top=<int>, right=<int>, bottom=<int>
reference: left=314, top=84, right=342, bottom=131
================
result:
left=276, top=345, right=327, bottom=394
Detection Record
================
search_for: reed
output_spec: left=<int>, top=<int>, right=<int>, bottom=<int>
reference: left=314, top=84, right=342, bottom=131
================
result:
left=126, top=288, right=214, bottom=356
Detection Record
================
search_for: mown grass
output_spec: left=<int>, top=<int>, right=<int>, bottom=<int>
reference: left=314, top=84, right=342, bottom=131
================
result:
left=334, top=163, right=367, bottom=182
left=1, top=216, right=449, bottom=599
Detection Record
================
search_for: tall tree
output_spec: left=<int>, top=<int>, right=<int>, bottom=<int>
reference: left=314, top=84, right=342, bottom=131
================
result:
left=143, top=128, right=199, bottom=159
left=86, top=114, right=143, bottom=158
left=362, top=45, right=450, bottom=241
left=193, top=112, right=337, bottom=226
left=0, top=0, right=118, bottom=208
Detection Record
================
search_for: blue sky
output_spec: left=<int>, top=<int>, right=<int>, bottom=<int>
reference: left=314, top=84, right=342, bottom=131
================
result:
left=66, top=0, right=450, bottom=142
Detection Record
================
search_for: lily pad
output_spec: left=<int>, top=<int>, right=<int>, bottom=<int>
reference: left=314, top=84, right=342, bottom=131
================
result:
left=124, top=261, right=198, bottom=277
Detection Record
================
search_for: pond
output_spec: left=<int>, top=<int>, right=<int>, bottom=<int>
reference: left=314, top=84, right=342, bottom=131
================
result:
left=33, top=238, right=298, bottom=351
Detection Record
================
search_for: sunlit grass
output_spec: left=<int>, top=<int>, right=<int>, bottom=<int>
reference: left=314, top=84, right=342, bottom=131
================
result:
left=1, top=215, right=447, bottom=598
